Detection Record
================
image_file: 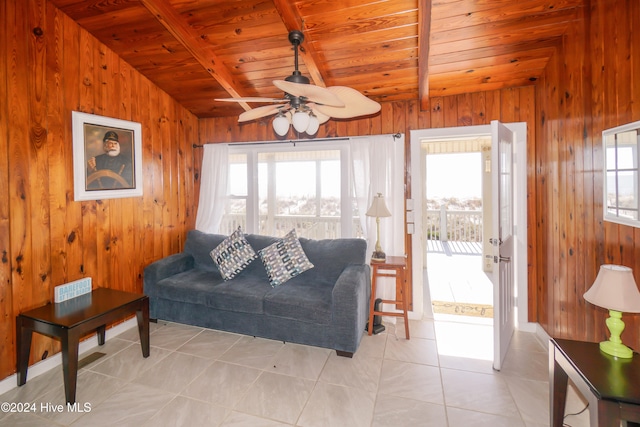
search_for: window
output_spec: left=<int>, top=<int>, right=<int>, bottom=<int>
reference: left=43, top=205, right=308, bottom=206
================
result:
left=222, top=143, right=362, bottom=239
left=603, top=121, right=640, bottom=227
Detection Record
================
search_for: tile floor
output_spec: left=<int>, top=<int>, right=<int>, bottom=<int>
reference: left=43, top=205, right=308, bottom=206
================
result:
left=0, top=317, right=591, bottom=427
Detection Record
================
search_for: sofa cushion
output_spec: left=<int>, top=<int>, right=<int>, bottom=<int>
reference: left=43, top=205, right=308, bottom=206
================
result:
left=209, top=227, right=258, bottom=280
left=205, top=275, right=272, bottom=314
left=297, top=237, right=367, bottom=286
left=154, top=270, right=225, bottom=305
left=184, top=230, right=227, bottom=272
left=258, top=229, right=314, bottom=287
left=264, top=279, right=332, bottom=324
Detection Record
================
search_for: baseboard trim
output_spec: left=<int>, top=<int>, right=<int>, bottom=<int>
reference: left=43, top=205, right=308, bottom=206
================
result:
left=0, top=318, right=138, bottom=396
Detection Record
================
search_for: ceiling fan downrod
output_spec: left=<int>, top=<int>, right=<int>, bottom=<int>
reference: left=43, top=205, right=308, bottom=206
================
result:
left=285, top=30, right=310, bottom=85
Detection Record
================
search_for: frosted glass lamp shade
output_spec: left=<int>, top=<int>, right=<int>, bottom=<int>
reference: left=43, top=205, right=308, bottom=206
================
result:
left=306, top=114, right=319, bottom=135
left=292, top=111, right=310, bottom=133
left=272, top=114, right=290, bottom=136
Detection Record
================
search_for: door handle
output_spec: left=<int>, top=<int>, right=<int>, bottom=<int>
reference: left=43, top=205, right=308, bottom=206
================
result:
left=499, top=255, right=511, bottom=263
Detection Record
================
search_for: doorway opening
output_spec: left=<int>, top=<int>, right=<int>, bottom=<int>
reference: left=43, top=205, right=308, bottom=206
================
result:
left=422, top=135, right=495, bottom=361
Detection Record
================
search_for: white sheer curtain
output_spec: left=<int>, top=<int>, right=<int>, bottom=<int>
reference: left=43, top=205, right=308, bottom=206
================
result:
left=350, top=133, right=405, bottom=268
left=195, top=143, right=229, bottom=233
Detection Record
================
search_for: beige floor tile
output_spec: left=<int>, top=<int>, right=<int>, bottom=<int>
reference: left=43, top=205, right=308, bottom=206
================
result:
left=89, top=343, right=172, bottom=380
left=147, top=322, right=203, bottom=350
left=218, top=335, right=284, bottom=369
left=372, top=394, right=447, bottom=427
left=446, top=406, right=525, bottom=427
left=319, top=351, right=382, bottom=392
left=441, top=368, right=520, bottom=418
left=357, top=332, right=388, bottom=359
left=72, top=382, right=174, bottom=427
left=267, top=342, right=331, bottom=380
left=133, top=351, right=215, bottom=394
left=505, top=376, right=549, bottom=424
left=234, top=372, right=314, bottom=424
left=0, top=318, right=564, bottom=427
left=37, top=371, right=125, bottom=425
left=220, top=411, right=292, bottom=426
left=297, top=382, right=375, bottom=427
left=78, top=338, right=134, bottom=371
left=176, top=329, right=242, bottom=359
left=499, top=345, right=548, bottom=382
left=378, top=359, right=444, bottom=404
left=405, top=318, right=437, bottom=340
left=384, top=336, right=440, bottom=366
left=181, top=361, right=262, bottom=407
left=144, top=395, right=229, bottom=427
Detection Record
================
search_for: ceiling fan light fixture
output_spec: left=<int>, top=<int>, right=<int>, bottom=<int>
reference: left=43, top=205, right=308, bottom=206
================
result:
left=273, top=113, right=290, bottom=136
left=306, top=113, right=319, bottom=135
left=292, top=110, right=310, bottom=133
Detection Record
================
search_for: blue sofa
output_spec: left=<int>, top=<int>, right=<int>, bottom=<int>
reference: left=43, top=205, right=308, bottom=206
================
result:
left=143, top=230, right=371, bottom=357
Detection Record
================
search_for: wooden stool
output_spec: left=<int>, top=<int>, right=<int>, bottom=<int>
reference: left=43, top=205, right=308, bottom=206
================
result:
left=368, top=256, right=410, bottom=339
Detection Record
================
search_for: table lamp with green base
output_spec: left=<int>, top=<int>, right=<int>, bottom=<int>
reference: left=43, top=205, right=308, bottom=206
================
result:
left=583, top=264, right=640, bottom=359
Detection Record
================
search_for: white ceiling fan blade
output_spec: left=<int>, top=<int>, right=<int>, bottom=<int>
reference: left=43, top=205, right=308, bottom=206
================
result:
left=314, top=86, right=381, bottom=119
left=216, top=97, right=288, bottom=103
left=238, top=104, right=286, bottom=122
left=273, top=80, right=344, bottom=107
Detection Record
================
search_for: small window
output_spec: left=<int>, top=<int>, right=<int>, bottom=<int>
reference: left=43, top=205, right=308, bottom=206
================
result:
left=603, top=121, right=640, bottom=227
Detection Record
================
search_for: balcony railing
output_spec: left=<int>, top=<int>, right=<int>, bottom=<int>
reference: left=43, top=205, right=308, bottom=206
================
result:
left=221, top=214, right=363, bottom=240
left=424, top=207, right=483, bottom=255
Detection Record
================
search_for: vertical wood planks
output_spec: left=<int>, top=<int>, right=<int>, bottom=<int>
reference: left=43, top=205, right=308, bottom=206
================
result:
left=0, top=1, right=199, bottom=381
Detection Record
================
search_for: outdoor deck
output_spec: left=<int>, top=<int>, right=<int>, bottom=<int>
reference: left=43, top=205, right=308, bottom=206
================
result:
left=425, top=243, right=493, bottom=320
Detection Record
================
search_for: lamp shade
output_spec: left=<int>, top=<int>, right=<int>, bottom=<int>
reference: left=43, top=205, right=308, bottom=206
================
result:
left=306, top=113, right=319, bottom=135
left=366, top=193, right=392, bottom=218
left=584, top=265, right=640, bottom=313
left=292, top=110, right=310, bottom=133
left=273, top=114, right=290, bottom=136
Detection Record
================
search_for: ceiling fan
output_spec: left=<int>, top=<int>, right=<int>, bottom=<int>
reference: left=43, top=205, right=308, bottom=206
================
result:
left=215, top=30, right=381, bottom=136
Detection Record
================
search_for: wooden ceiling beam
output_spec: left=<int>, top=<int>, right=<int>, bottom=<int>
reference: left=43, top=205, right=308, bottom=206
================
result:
left=272, top=0, right=327, bottom=87
left=418, top=0, right=432, bottom=111
left=140, top=0, right=251, bottom=111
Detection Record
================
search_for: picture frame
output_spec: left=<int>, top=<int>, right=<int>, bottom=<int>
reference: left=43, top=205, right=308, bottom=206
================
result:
left=72, top=111, right=143, bottom=201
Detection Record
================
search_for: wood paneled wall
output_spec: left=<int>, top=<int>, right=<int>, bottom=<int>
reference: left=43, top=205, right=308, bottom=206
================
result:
left=535, top=0, right=640, bottom=349
left=0, top=0, right=199, bottom=381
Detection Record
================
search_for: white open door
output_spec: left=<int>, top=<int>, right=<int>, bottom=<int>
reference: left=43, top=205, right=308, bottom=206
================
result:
left=491, top=120, right=515, bottom=371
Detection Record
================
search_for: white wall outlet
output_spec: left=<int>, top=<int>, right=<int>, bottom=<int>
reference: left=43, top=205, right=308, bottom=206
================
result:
left=54, top=277, right=92, bottom=303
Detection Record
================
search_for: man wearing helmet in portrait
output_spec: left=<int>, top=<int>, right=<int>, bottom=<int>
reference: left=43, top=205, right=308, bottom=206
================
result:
left=86, top=130, right=133, bottom=189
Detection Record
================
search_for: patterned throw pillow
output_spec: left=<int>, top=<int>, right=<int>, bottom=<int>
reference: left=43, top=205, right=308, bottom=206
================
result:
left=209, top=227, right=257, bottom=280
left=259, top=229, right=314, bottom=288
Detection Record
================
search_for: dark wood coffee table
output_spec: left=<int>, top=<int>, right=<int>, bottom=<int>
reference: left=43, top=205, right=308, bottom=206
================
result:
left=16, top=288, right=150, bottom=404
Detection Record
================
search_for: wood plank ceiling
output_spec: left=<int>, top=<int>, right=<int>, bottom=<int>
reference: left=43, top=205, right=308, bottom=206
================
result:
left=48, top=0, right=584, bottom=118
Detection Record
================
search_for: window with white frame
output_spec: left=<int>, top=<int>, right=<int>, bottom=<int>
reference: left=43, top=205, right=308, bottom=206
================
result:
left=604, top=121, right=640, bottom=227
left=222, top=143, right=362, bottom=239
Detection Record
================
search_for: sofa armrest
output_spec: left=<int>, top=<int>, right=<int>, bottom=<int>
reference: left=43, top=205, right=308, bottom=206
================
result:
left=143, top=252, right=194, bottom=296
left=331, top=264, right=371, bottom=353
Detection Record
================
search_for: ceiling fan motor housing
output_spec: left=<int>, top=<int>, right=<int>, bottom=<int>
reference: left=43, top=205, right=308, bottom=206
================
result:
left=285, top=30, right=310, bottom=85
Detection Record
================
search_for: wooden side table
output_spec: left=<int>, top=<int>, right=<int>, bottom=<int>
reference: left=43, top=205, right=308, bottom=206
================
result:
left=368, top=256, right=410, bottom=339
left=16, top=288, right=150, bottom=404
left=550, top=338, right=640, bottom=427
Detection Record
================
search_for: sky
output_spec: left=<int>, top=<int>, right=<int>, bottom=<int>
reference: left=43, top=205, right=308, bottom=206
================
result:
left=426, top=152, right=482, bottom=199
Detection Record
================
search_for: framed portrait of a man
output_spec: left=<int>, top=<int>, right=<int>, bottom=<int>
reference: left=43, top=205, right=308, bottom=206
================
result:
left=72, top=111, right=143, bottom=201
